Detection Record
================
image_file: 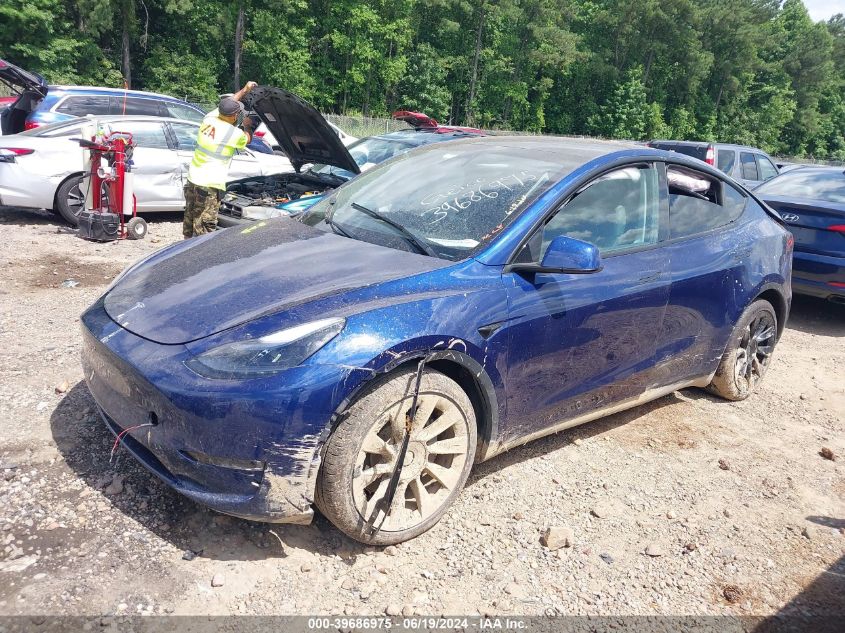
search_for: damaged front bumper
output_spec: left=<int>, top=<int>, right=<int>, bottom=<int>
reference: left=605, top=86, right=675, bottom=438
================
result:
left=80, top=298, right=352, bottom=524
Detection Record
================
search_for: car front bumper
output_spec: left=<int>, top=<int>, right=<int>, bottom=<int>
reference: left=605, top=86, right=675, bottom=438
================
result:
left=80, top=297, right=351, bottom=523
left=792, top=250, right=845, bottom=300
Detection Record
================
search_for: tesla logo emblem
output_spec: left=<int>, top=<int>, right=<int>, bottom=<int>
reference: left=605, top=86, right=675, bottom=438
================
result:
left=780, top=212, right=800, bottom=222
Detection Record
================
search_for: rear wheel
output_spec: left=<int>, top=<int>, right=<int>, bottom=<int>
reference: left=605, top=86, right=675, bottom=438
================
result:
left=55, top=175, right=86, bottom=226
left=316, top=368, right=476, bottom=545
left=707, top=299, right=778, bottom=401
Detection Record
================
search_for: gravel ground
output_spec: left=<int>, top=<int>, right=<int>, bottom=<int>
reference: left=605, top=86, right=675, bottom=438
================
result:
left=0, top=207, right=842, bottom=618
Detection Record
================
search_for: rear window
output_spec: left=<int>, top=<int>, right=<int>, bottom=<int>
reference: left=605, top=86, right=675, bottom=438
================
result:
left=55, top=95, right=110, bottom=117
left=649, top=142, right=707, bottom=161
left=667, top=165, right=746, bottom=238
left=18, top=120, right=82, bottom=137
left=756, top=169, right=845, bottom=204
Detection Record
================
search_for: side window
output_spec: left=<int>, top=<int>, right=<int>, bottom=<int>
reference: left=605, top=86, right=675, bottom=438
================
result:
left=164, top=102, right=205, bottom=123
left=55, top=96, right=110, bottom=117
left=543, top=165, right=660, bottom=255
left=117, top=97, right=166, bottom=117
left=740, top=152, right=759, bottom=181
left=668, top=165, right=745, bottom=239
left=109, top=121, right=169, bottom=149
left=170, top=122, right=198, bottom=150
left=757, top=155, right=778, bottom=181
left=716, top=149, right=735, bottom=175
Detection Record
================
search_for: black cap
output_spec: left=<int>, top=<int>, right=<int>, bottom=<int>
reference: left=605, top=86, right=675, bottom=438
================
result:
left=218, top=96, right=244, bottom=116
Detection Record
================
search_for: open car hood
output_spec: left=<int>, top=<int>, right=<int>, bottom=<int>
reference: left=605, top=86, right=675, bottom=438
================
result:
left=0, top=59, right=47, bottom=97
left=247, top=86, right=360, bottom=175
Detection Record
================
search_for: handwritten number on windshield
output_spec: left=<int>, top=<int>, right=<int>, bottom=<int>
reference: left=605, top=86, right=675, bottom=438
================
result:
left=421, top=171, right=540, bottom=224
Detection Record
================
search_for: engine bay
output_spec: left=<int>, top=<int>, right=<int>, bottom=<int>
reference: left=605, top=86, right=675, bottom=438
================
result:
left=220, top=172, right=339, bottom=220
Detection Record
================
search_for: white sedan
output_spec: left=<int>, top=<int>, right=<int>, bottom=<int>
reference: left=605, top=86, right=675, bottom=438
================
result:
left=0, top=115, right=292, bottom=225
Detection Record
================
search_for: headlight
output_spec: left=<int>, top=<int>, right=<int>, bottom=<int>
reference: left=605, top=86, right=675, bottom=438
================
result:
left=185, top=317, right=345, bottom=379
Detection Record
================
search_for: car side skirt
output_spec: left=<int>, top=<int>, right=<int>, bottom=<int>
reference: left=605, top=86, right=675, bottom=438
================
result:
left=482, top=374, right=713, bottom=460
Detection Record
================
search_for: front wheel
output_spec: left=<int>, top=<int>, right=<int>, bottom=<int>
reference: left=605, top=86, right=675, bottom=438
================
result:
left=316, top=368, right=477, bottom=545
left=707, top=299, right=778, bottom=401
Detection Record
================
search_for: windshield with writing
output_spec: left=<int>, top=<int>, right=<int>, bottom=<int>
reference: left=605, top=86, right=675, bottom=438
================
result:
left=300, top=141, right=570, bottom=260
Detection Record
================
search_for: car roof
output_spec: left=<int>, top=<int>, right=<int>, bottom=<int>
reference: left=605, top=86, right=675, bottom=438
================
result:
left=22, top=115, right=198, bottom=136
left=649, top=139, right=769, bottom=153
left=371, top=128, right=485, bottom=146
left=47, top=85, right=199, bottom=105
left=425, top=134, right=639, bottom=154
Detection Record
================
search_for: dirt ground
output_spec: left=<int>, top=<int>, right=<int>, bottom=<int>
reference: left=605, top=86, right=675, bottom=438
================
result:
left=0, top=208, right=842, bottom=618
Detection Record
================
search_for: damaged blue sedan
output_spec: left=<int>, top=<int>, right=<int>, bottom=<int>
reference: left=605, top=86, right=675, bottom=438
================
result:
left=81, top=137, right=792, bottom=544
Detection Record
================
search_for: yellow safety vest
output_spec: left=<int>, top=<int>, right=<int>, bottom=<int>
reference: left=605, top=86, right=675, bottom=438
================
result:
left=187, top=109, right=249, bottom=191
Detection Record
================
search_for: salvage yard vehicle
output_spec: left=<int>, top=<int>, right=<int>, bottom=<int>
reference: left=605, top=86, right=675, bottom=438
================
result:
left=755, top=166, right=845, bottom=303
left=0, top=115, right=292, bottom=225
left=218, top=91, right=484, bottom=226
left=647, top=140, right=779, bottom=189
left=81, top=136, right=792, bottom=545
left=0, top=58, right=204, bottom=134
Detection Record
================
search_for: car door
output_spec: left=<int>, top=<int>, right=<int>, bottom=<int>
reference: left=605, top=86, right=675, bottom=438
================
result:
left=171, top=120, right=264, bottom=182
left=168, top=121, right=200, bottom=192
left=107, top=119, right=183, bottom=211
left=654, top=162, right=750, bottom=385
left=502, top=163, right=670, bottom=442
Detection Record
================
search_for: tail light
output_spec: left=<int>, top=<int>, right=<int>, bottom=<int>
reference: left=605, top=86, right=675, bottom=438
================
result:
left=705, top=145, right=715, bottom=166
left=254, top=131, right=265, bottom=138
left=0, top=147, right=34, bottom=163
left=828, top=224, right=845, bottom=233
left=23, top=120, right=40, bottom=131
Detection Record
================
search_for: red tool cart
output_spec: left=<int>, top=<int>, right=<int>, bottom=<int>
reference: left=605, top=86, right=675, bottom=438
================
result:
left=73, top=131, right=147, bottom=241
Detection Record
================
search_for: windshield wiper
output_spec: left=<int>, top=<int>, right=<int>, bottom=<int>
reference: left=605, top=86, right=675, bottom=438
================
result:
left=324, top=200, right=352, bottom=238
left=350, top=202, right=436, bottom=257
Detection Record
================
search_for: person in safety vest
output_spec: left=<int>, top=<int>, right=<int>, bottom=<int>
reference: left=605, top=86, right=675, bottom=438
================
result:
left=183, top=81, right=257, bottom=238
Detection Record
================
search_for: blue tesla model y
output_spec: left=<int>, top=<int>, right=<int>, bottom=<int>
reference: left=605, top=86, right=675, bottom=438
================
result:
left=81, top=137, right=792, bottom=544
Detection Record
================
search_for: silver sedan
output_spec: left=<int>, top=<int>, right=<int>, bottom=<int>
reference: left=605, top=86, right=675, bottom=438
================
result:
left=0, top=115, right=293, bottom=225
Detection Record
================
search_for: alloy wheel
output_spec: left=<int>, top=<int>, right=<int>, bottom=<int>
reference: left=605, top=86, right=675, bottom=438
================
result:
left=352, top=393, right=470, bottom=532
left=733, top=312, right=776, bottom=392
left=66, top=179, right=86, bottom=218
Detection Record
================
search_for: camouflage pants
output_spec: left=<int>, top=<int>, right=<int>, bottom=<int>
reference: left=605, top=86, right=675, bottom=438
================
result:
left=183, top=182, right=222, bottom=238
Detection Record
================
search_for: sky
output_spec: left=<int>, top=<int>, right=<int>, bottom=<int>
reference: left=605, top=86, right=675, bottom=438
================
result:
left=802, top=0, right=843, bottom=21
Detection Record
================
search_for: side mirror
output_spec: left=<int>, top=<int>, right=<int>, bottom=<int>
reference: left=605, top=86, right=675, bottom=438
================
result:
left=509, top=235, right=602, bottom=275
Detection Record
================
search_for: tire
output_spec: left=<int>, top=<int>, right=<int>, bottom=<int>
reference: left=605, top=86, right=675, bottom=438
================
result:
left=55, top=175, right=86, bottom=226
left=707, top=299, right=778, bottom=401
left=126, top=216, right=147, bottom=240
left=316, top=367, right=477, bottom=545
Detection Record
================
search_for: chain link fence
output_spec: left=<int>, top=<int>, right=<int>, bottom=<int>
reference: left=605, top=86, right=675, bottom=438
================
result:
left=323, top=113, right=408, bottom=138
